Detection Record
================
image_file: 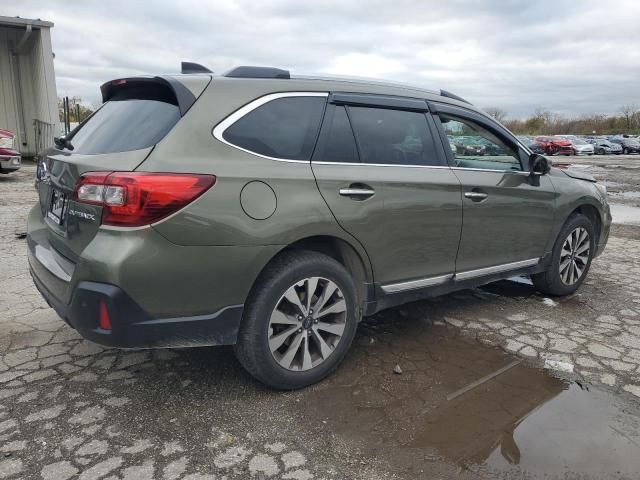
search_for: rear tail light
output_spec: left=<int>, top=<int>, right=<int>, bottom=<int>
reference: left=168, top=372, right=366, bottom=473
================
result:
left=73, top=172, right=216, bottom=227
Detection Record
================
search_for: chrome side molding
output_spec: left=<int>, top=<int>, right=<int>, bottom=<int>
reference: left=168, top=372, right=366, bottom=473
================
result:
left=381, top=274, right=453, bottom=294
left=454, top=258, right=539, bottom=281
left=380, top=258, right=540, bottom=294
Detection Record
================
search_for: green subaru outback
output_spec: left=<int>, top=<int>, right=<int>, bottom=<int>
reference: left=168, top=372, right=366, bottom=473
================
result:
left=27, top=64, right=611, bottom=389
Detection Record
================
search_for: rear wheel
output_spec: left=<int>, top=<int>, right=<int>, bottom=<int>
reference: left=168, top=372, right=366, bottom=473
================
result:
left=532, top=214, right=595, bottom=296
left=234, top=250, right=359, bottom=389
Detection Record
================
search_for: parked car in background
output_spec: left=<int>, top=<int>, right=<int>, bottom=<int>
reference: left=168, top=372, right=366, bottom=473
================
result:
left=586, top=138, right=622, bottom=155
left=517, top=135, right=545, bottom=154
left=452, top=136, right=487, bottom=156
left=0, top=128, right=21, bottom=174
left=534, top=136, right=573, bottom=156
left=609, top=136, right=640, bottom=154
left=477, top=137, right=509, bottom=156
left=560, top=136, right=594, bottom=156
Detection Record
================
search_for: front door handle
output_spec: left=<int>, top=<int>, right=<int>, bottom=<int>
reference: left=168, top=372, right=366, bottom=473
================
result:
left=339, top=185, right=375, bottom=200
left=464, top=191, right=488, bottom=201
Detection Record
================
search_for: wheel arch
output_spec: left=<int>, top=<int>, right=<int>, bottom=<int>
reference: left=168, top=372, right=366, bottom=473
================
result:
left=544, top=197, right=604, bottom=257
left=248, top=234, right=375, bottom=315
left=568, top=203, right=602, bottom=245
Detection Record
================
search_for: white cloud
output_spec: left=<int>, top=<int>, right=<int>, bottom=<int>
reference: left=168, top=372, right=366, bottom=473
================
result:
left=4, top=0, right=640, bottom=116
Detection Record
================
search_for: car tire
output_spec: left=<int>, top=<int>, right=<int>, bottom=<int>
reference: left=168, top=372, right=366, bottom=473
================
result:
left=234, top=250, right=359, bottom=390
left=531, top=214, right=595, bottom=297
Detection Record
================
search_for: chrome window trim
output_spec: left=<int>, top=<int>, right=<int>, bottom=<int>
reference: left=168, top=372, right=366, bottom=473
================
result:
left=313, top=161, right=451, bottom=169
left=212, top=91, right=329, bottom=163
left=454, top=258, right=539, bottom=281
left=381, top=274, right=453, bottom=293
left=451, top=166, right=529, bottom=175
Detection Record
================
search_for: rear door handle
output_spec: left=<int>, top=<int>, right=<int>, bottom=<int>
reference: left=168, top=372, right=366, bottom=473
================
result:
left=464, top=191, right=488, bottom=200
left=339, top=185, right=375, bottom=199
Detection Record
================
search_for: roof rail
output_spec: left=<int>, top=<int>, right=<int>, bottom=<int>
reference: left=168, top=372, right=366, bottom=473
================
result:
left=224, top=66, right=290, bottom=79
left=181, top=62, right=212, bottom=74
left=440, top=89, right=471, bottom=105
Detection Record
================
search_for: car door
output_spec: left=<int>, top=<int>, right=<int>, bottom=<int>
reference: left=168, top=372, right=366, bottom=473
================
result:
left=429, top=103, right=557, bottom=275
left=312, top=94, right=462, bottom=291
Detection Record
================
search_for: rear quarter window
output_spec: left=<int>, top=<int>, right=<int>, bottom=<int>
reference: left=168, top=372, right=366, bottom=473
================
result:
left=68, top=88, right=181, bottom=155
left=222, top=96, right=326, bottom=160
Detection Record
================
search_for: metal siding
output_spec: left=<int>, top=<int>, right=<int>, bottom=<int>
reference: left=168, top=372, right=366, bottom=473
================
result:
left=0, top=28, right=19, bottom=140
left=0, top=24, right=58, bottom=156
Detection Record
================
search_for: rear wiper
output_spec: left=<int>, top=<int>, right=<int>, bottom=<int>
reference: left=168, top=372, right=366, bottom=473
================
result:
left=54, top=136, right=74, bottom=151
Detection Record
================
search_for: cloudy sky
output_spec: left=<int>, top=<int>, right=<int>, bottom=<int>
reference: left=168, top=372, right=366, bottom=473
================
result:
left=5, top=0, right=640, bottom=117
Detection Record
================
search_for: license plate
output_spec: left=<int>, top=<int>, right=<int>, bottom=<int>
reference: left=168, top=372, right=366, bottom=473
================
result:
left=47, top=189, right=67, bottom=225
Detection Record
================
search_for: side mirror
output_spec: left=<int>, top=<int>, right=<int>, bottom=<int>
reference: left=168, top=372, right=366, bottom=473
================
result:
left=528, top=154, right=550, bottom=176
left=53, top=136, right=74, bottom=151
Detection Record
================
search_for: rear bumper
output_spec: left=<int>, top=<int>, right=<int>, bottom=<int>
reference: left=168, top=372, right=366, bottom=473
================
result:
left=26, top=200, right=282, bottom=348
left=30, top=266, right=243, bottom=348
left=0, top=154, right=21, bottom=172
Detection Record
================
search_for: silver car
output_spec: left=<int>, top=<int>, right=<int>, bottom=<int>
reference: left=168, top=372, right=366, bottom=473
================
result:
left=587, top=138, right=622, bottom=155
left=560, top=136, right=594, bottom=156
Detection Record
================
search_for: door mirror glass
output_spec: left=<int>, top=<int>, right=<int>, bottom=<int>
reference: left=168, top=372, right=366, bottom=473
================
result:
left=529, top=154, right=551, bottom=175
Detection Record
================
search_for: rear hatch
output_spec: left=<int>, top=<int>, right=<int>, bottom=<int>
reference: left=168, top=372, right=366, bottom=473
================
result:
left=34, top=75, right=209, bottom=263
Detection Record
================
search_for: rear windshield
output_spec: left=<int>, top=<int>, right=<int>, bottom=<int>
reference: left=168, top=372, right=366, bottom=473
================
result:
left=67, top=88, right=180, bottom=155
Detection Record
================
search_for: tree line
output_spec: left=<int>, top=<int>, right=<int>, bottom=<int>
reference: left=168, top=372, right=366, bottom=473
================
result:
left=485, top=105, right=640, bottom=136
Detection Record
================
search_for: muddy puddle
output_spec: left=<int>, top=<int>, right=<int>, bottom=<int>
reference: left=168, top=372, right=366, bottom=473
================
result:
left=610, top=203, right=640, bottom=225
left=300, top=314, right=640, bottom=479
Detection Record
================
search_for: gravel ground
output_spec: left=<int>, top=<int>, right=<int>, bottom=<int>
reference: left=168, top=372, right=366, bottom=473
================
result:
left=1, top=160, right=640, bottom=479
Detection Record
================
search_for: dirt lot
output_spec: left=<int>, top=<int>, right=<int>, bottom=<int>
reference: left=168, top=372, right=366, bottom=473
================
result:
left=1, top=159, right=640, bottom=480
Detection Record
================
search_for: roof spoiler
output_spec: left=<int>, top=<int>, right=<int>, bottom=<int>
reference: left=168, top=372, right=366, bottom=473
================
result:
left=440, top=89, right=472, bottom=105
left=100, top=77, right=197, bottom=116
left=181, top=61, right=213, bottom=74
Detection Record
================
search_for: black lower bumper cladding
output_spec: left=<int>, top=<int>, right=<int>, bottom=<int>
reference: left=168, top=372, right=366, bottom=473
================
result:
left=30, top=269, right=243, bottom=348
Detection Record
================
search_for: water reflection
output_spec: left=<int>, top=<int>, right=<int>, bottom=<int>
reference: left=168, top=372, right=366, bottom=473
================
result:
left=299, top=310, right=640, bottom=478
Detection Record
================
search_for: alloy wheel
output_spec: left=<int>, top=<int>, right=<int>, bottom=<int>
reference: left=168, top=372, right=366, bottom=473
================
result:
left=559, top=227, right=590, bottom=285
left=268, top=277, right=347, bottom=371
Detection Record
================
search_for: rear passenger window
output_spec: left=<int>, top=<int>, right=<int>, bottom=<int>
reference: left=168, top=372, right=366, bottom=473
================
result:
left=223, top=96, right=326, bottom=160
left=348, top=107, right=438, bottom=166
left=314, top=106, right=359, bottom=163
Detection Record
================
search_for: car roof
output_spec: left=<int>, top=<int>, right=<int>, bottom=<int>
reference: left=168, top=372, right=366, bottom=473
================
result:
left=170, top=64, right=482, bottom=114
left=104, top=64, right=488, bottom=118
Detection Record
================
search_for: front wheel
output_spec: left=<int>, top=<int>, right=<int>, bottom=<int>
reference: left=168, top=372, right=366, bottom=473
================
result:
left=532, top=214, right=595, bottom=296
left=234, top=250, right=359, bottom=389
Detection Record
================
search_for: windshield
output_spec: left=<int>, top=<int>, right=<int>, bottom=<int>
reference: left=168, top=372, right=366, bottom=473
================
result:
left=68, top=95, right=180, bottom=155
left=571, top=138, right=587, bottom=145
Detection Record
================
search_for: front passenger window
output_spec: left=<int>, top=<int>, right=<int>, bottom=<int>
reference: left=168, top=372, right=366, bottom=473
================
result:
left=440, top=115, right=521, bottom=171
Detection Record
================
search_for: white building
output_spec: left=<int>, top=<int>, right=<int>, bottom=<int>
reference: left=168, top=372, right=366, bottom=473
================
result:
left=0, top=16, right=59, bottom=157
